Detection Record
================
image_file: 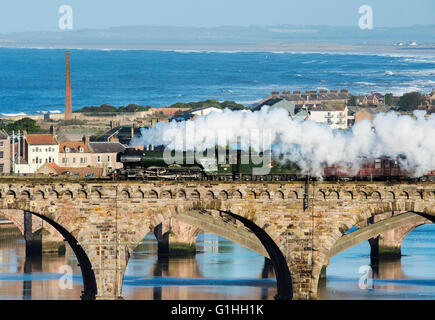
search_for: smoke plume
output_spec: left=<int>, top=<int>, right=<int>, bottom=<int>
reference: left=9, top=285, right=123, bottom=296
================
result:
left=130, top=107, right=435, bottom=177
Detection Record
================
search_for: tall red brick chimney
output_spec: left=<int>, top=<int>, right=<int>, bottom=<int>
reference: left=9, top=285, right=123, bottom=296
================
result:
left=65, top=50, right=72, bottom=121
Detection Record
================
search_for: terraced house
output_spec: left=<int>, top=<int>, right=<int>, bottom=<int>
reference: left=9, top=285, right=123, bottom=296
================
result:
left=58, top=140, right=92, bottom=167
left=0, top=130, right=10, bottom=174
left=308, top=104, right=349, bottom=129
left=13, top=134, right=59, bottom=174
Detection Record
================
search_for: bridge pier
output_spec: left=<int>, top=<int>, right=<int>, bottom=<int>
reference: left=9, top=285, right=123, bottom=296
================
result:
left=92, top=243, right=130, bottom=300
left=154, top=219, right=199, bottom=257
left=319, top=258, right=329, bottom=280
left=369, top=214, right=429, bottom=259
left=24, top=211, right=66, bottom=256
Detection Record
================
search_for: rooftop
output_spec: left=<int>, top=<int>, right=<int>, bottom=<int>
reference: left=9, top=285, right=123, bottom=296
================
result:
left=0, top=129, right=8, bottom=139
left=89, top=142, right=126, bottom=154
left=42, top=163, right=104, bottom=177
left=309, top=104, right=347, bottom=112
left=97, top=126, right=142, bottom=145
left=59, top=141, right=91, bottom=153
left=26, top=134, right=57, bottom=145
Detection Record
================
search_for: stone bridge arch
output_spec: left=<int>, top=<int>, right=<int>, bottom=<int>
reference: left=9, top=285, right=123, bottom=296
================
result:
left=327, top=211, right=433, bottom=259
left=0, top=209, right=27, bottom=235
left=1, top=197, right=97, bottom=300
left=116, top=200, right=293, bottom=300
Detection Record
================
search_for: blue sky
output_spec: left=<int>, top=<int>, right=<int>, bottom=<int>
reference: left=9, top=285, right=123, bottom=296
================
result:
left=0, top=0, right=434, bottom=33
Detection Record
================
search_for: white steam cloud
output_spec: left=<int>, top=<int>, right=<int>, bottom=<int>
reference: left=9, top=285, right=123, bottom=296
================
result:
left=131, top=107, right=435, bottom=177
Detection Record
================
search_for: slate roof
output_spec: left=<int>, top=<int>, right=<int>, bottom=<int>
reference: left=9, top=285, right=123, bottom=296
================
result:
left=309, top=104, right=346, bottom=112
left=97, top=126, right=142, bottom=145
left=269, top=100, right=296, bottom=116
left=89, top=142, right=126, bottom=154
left=0, top=129, right=8, bottom=139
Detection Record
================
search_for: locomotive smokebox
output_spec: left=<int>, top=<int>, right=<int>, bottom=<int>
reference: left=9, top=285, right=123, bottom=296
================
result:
left=118, top=148, right=143, bottom=163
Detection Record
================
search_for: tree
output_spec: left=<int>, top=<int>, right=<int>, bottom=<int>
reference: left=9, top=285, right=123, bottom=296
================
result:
left=124, top=104, right=150, bottom=112
left=76, top=103, right=150, bottom=114
left=3, top=118, right=41, bottom=134
left=347, top=95, right=358, bottom=106
left=398, top=92, right=426, bottom=111
left=384, top=93, right=393, bottom=106
left=167, top=100, right=247, bottom=110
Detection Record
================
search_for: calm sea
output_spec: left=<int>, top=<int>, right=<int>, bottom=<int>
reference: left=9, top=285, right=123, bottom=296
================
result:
left=0, top=48, right=434, bottom=115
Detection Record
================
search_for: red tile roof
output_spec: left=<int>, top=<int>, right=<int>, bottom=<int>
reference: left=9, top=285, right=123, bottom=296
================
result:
left=59, top=141, right=91, bottom=153
left=26, top=134, right=57, bottom=145
left=42, top=163, right=103, bottom=177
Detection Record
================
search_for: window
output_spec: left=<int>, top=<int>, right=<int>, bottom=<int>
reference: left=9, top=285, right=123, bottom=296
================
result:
left=65, top=147, right=70, bottom=152
left=62, top=158, right=68, bottom=164
left=0, top=151, right=3, bottom=159
left=79, top=147, right=84, bottom=153
left=375, top=159, right=381, bottom=169
left=97, top=156, right=101, bottom=163
left=0, top=164, right=3, bottom=172
left=73, top=158, right=76, bottom=163
left=107, top=155, right=111, bottom=162
left=0, top=142, right=3, bottom=147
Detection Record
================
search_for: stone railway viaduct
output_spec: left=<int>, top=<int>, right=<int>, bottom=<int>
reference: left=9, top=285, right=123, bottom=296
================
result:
left=0, top=179, right=434, bottom=300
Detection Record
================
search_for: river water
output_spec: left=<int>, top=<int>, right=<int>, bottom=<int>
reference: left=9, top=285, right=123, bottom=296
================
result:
left=0, top=224, right=434, bottom=300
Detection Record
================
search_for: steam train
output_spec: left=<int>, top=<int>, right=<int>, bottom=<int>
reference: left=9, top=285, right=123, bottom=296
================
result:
left=113, top=147, right=435, bottom=182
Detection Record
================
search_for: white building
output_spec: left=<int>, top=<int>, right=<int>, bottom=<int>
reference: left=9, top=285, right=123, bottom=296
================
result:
left=14, top=134, right=59, bottom=174
left=308, top=104, right=348, bottom=129
left=190, top=106, right=223, bottom=116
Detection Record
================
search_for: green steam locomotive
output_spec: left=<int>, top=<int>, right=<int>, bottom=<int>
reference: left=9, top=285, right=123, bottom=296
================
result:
left=114, top=146, right=301, bottom=181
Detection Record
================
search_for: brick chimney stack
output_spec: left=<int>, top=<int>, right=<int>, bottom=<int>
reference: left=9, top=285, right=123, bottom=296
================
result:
left=84, top=134, right=90, bottom=146
left=65, top=51, right=72, bottom=121
left=49, top=125, right=56, bottom=137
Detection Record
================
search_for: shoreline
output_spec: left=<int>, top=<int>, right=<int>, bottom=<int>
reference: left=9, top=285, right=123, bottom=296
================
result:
left=1, top=42, right=435, bottom=55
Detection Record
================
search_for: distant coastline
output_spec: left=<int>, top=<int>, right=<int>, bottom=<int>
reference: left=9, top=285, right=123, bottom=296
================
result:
left=1, top=24, right=434, bottom=54
left=1, top=42, right=435, bottom=55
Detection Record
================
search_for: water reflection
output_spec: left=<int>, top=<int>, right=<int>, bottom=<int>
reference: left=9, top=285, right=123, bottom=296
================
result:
left=0, top=225, right=83, bottom=300
left=1, top=223, right=435, bottom=300
left=122, top=233, right=277, bottom=300
left=319, top=224, right=435, bottom=300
